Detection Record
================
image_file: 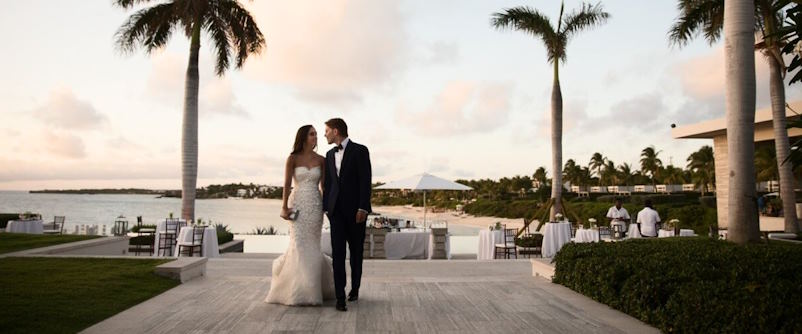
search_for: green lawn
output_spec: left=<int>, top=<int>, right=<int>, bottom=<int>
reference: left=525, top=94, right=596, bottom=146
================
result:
left=0, top=233, right=102, bottom=254
left=0, top=257, right=178, bottom=334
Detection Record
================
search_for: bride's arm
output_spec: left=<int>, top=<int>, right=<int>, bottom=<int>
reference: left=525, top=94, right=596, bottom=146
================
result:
left=280, top=155, right=294, bottom=219
left=319, top=156, right=326, bottom=195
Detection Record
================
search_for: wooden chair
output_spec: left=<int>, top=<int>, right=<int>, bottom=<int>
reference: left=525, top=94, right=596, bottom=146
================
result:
left=178, top=225, right=207, bottom=257
left=598, top=226, right=611, bottom=240
left=430, top=228, right=448, bottom=259
left=158, top=219, right=181, bottom=256
left=494, top=226, right=517, bottom=259
left=136, top=216, right=156, bottom=236
left=43, top=216, right=65, bottom=235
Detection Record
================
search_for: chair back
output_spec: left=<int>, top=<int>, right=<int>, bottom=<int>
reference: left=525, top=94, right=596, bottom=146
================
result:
left=598, top=226, right=611, bottom=239
left=504, top=228, right=516, bottom=245
left=192, top=225, right=206, bottom=245
left=165, top=219, right=181, bottom=235
left=612, top=224, right=625, bottom=239
left=136, top=216, right=143, bottom=226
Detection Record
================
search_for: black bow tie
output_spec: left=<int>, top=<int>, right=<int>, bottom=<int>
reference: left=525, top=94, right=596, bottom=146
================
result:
left=335, top=144, right=343, bottom=152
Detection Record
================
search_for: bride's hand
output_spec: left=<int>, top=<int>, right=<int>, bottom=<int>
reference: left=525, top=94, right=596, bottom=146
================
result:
left=280, top=207, right=291, bottom=220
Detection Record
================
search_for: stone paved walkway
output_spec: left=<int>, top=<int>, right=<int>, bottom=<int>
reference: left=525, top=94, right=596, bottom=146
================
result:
left=82, top=254, right=657, bottom=333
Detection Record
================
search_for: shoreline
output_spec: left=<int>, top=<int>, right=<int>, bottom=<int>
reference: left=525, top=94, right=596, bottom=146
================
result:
left=372, top=205, right=525, bottom=230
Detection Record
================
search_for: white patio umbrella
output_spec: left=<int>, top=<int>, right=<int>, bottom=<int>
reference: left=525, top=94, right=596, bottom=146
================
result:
left=375, top=173, right=473, bottom=223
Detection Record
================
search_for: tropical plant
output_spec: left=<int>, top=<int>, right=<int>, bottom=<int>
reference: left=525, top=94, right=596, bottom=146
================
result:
left=670, top=0, right=796, bottom=234
left=491, top=1, right=610, bottom=218
left=114, top=0, right=266, bottom=222
left=252, top=226, right=278, bottom=235
left=662, top=165, right=687, bottom=186
left=755, top=145, right=781, bottom=183
left=600, top=160, right=618, bottom=186
left=640, top=146, right=663, bottom=190
left=588, top=152, right=606, bottom=186
left=617, top=162, right=635, bottom=186
left=533, top=167, right=549, bottom=189
left=686, top=145, right=715, bottom=195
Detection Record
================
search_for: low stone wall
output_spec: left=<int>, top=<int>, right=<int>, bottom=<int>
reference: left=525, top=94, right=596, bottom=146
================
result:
left=4, top=236, right=130, bottom=257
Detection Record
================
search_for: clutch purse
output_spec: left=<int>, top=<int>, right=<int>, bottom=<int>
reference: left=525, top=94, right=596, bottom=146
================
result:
left=287, top=209, right=300, bottom=221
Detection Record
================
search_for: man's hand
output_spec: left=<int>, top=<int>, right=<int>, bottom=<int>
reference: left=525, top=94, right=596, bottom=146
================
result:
left=355, top=210, right=367, bottom=223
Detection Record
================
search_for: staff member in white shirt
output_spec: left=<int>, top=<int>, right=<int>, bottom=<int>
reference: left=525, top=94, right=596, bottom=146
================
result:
left=636, top=199, right=660, bottom=237
left=606, top=198, right=630, bottom=232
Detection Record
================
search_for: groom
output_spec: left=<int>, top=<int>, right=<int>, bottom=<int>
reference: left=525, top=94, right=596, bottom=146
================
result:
left=323, top=118, right=372, bottom=312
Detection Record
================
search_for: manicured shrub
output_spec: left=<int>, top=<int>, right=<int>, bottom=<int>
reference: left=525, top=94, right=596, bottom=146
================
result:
left=553, top=238, right=802, bottom=333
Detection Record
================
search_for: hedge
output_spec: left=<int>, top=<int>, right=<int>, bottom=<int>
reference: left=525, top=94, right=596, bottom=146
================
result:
left=553, top=238, right=802, bottom=333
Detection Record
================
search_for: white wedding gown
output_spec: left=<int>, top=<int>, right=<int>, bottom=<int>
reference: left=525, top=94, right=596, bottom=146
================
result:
left=266, top=166, right=335, bottom=305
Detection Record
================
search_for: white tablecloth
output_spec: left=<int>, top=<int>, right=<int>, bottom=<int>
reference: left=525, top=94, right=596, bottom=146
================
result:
left=152, top=219, right=187, bottom=257
left=658, top=229, right=697, bottom=238
left=574, top=228, right=599, bottom=243
left=627, top=224, right=642, bottom=239
left=321, top=229, right=448, bottom=260
left=542, top=222, right=571, bottom=258
left=6, top=220, right=43, bottom=234
left=477, top=230, right=505, bottom=260
left=174, top=226, right=219, bottom=257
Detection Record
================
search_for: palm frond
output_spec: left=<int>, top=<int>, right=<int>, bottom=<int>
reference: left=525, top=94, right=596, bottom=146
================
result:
left=115, top=3, right=179, bottom=54
left=205, top=14, right=231, bottom=76
left=668, top=0, right=724, bottom=47
left=216, top=0, right=266, bottom=68
left=561, top=2, right=610, bottom=39
left=491, top=6, right=564, bottom=63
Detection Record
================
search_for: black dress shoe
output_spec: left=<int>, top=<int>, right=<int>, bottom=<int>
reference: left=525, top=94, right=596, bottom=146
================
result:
left=347, top=291, right=358, bottom=302
left=336, top=299, right=347, bottom=312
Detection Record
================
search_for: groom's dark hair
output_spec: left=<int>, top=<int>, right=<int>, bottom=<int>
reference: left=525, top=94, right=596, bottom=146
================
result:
left=325, top=118, right=348, bottom=137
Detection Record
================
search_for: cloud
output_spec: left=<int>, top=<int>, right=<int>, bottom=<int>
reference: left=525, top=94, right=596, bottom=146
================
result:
left=146, top=52, right=248, bottom=118
left=396, top=81, right=514, bottom=136
left=42, top=131, right=86, bottom=159
left=427, top=41, right=459, bottom=65
left=576, top=94, right=666, bottom=133
left=32, top=88, right=107, bottom=130
left=242, top=0, right=408, bottom=105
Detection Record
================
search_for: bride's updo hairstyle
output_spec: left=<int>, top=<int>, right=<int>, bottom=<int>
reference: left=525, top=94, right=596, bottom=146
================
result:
left=291, top=125, right=314, bottom=155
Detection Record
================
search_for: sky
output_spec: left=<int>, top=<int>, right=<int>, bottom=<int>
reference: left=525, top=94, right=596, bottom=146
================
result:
left=1, top=0, right=800, bottom=191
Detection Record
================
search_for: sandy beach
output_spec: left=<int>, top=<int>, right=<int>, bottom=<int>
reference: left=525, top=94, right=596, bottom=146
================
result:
left=372, top=205, right=526, bottom=230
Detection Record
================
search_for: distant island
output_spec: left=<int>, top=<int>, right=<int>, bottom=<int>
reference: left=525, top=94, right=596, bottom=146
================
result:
left=31, top=183, right=284, bottom=199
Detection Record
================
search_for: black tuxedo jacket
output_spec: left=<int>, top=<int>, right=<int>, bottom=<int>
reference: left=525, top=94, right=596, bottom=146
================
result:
left=323, top=140, right=372, bottom=217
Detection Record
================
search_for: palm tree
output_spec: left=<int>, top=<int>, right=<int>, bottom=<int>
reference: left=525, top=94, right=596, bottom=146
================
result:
left=755, top=146, right=780, bottom=183
left=640, top=146, right=663, bottom=190
left=670, top=0, right=794, bottom=234
left=617, top=162, right=634, bottom=187
left=533, top=166, right=549, bottom=189
left=115, top=0, right=266, bottom=221
left=600, top=160, right=617, bottom=186
left=686, top=145, right=715, bottom=196
left=492, top=2, right=609, bottom=219
left=589, top=152, right=606, bottom=186
left=662, top=165, right=687, bottom=186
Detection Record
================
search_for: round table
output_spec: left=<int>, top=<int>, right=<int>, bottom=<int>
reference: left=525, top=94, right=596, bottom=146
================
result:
left=542, top=222, right=571, bottom=258
left=6, top=219, right=43, bottom=234
left=574, top=228, right=599, bottom=243
left=174, top=226, right=219, bottom=257
left=321, top=229, right=448, bottom=260
left=477, top=229, right=505, bottom=260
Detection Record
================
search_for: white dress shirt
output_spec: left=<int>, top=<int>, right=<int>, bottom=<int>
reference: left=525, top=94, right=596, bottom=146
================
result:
left=606, top=206, right=630, bottom=221
left=334, top=137, right=349, bottom=177
left=637, top=207, right=661, bottom=237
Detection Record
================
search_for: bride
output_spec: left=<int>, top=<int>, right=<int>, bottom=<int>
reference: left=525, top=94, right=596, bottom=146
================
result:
left=266, top=125, right=335, bottom=305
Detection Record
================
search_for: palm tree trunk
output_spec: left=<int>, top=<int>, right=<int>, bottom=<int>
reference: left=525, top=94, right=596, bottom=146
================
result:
left=724, top=0, right=761, bottom=244
left=550, top=61, right=563, bottom=220
left=767, top=53, right=800, bottom=233
left=181, top=21, right=201, bottom=222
